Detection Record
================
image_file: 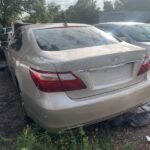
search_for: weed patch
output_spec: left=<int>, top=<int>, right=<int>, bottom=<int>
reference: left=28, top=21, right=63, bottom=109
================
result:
left=14, top=123, right=113, bottom=150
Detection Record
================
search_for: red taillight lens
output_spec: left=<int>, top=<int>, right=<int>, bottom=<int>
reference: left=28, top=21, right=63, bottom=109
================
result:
left=30, top=68, right=86, bottom=92
left=30, top=69, right=62, bottom=92
left=138, top=56, right=150, bottom=75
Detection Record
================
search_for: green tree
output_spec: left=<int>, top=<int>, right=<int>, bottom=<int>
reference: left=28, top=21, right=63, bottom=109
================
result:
left=114, top=0, right=150, bottom=11
left=23, top=0, right=51, bottom=23
left=47, top=2, right=60, bottom=16
left=65, top=0, right=100, bottom=24
left=104, top=0, right=114, bottom=11
left=47, top=2, right=62, bottom=23
left=0, top=0, right=24, bottom=27
left=23, top=1, right=61, bottom=23
left=114, top=0, right=126, bottom=10
left=53, top=11, right=66, bottom=23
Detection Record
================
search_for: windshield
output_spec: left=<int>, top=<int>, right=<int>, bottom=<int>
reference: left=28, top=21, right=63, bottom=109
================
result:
left=33, top=26, right=119, bottom=51
left=126, top=24, right=150, bottom=42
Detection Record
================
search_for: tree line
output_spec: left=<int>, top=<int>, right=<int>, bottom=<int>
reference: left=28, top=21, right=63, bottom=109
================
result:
left=0, top=0, right=150, bottom=27
left=104, top=0, right=150, bottom=12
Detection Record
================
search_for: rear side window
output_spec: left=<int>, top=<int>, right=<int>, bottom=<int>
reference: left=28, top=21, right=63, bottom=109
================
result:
left=33, top=26, right=119, bottom=51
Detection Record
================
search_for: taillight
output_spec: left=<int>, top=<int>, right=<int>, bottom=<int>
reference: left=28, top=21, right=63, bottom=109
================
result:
left=29, top=68, right=86, bottom=92
left=138, top=56, right=150, bottom=75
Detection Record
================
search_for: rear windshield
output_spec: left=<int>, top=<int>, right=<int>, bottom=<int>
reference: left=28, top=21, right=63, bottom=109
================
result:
left=33, top=26, right=119, bottom=51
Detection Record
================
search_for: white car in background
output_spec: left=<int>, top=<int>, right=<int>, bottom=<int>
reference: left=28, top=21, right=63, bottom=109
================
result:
left=4, top=23, right=150, bottom=132
left=95, top=22, right=150, bottom=53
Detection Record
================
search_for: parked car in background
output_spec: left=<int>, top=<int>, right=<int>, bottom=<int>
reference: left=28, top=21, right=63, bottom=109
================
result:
left=4, top=23, right=150, bottom=132
left=0, top=27, right=12, bottom=36
left=0, top=27, right=13, bottom=47
left=0, top=27, right=12, bottom=69
left=95, top=22, right=150, bottom=53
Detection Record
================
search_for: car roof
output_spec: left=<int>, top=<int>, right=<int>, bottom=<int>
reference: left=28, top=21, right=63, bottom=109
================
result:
left=22, top=23, right=91, bottom=30
left=95, top=22, right=146, bottom=27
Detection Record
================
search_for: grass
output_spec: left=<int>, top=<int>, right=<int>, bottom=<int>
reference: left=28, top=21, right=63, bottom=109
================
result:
left=0, top=135, right=12, bottom=150
left=13, top=123, right=113, bottom=150
left=0, top=123, right=139, bottom=150
left=123, top=143, right=135, bottom=150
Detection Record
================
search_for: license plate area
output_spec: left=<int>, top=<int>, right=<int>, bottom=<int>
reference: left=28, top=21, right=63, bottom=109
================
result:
left=89, top=63, right=134, bottom=90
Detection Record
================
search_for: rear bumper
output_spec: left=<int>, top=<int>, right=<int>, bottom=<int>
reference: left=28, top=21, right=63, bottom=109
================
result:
left=24, top=78, right=150, bottom=132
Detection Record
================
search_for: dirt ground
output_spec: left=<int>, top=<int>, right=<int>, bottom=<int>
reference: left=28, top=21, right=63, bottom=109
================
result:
left=0, top=69, right=150, bottom=149
left=0, top=70, right=25, bottom=140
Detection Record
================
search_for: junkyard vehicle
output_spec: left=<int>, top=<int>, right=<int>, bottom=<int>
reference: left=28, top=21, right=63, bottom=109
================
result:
left=0, top=46, right=7, bottom=70
left=0, top=27, right=12, bottom=46
left=0, top=27, right=12, bottom=37
left=4, top=23, right=150, bottom=132
left=0, top=28, right=11, bottom=68
left=95, top=22, right=150, bottom=53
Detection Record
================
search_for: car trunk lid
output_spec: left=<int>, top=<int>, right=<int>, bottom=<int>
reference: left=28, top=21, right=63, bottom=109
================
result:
left=43, top=43, right=147, bottom=99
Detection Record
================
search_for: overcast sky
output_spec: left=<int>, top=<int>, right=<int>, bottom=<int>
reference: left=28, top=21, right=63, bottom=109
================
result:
left=46, top=0, right=108, bottom=10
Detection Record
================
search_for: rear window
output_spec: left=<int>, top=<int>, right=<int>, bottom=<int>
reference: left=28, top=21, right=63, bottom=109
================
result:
left=33, top=26, right=119, bottom=51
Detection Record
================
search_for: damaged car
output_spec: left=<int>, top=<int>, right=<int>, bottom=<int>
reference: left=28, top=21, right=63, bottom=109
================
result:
left=4, top=23, right=150, bottom=132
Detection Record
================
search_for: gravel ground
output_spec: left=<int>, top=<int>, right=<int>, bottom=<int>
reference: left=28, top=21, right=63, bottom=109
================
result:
left=0, top=69, right=150, bottom=149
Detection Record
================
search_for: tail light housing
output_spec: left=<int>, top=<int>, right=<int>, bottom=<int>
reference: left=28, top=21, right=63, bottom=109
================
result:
left=138, top=55, right=150, bottom=75
left=29, top=68, right=86, bottom=92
